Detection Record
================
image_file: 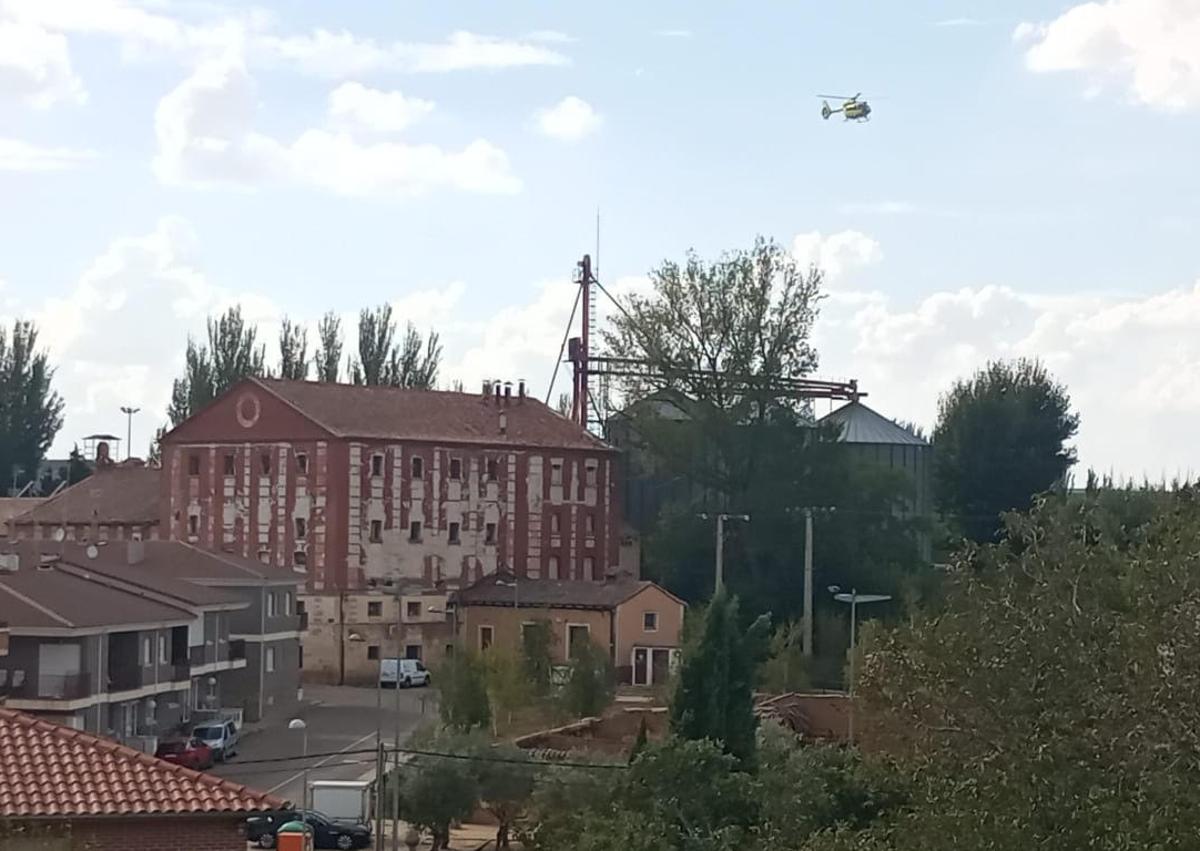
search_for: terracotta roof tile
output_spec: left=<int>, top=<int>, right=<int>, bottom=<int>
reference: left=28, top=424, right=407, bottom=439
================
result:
left=10, top=466, right=160, bottom=527
left=0, top=708, right=287, bottom=817
left=255, top=377, right=613, bottom=451
left=456, top=572, right=653, bottom=610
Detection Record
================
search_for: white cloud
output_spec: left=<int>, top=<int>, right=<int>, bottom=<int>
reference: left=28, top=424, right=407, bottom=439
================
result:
left=0, top=19, right=85, bottom=107
left=154, top=55, right=521, bottom=196
left=1018, top=0, right=1200, bottom=110
left=791, top=230, right=882, bottom=282
left=255, top=29, right=569, bottom=76
left=814, top=280, right=1200, bottom=477
left=658, top=29, right=694, bottom=38
left=327, top=81, right=434, bottom=135
left=525, top=30, right=576, bottom=44
left=535, top=96, right=602, bottom=141
left=0, top=137, right=95, bottom=170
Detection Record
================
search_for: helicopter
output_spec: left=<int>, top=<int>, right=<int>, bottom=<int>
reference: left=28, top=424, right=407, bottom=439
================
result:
left=820, top=93, right=872, bottom=122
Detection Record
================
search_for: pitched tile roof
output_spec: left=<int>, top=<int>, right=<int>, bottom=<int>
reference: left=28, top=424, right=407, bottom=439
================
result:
left=455, top=572, right=666, bottom=610
left=0, top=707, right=287, bottom=816
left=254, top=377, right=613, bottom=451
left=9, top=465, right=160, bottom=527
left=137, top=541, right=302, bottom=585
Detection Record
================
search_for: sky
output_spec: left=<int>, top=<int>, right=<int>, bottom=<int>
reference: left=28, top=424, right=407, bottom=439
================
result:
left=3, top=0, right=1200, bottom=479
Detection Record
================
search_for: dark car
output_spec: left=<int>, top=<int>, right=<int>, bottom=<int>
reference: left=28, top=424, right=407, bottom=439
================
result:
left=154, top=737, right=214, bottom=770
left=247, top=810, right=372, bottom=850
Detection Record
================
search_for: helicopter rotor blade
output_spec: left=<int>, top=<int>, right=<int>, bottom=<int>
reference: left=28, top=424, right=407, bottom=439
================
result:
left=817, top=94, right=855, bottom=100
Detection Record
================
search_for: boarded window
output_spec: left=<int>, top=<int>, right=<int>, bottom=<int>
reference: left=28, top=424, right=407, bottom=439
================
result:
left=585, top=515, right=595, bottom=535
left=448, top=522, right=461, bottom=544
left=409, top=521, right=422, bottom=542
left=222, top=454, right=235, bottom=476
left=585, top=462, right=598, bottom=487
left=550, top=513, right=561, bottom=534
left=369, top=520, right=382, bottom=543
left=371, top=454, right=384, bottom=477
left=411, top=456, right=423, bottom=479
left=188, top=454, right=201, bottom=476
left=548, top=555, right=560, bottom=579
left=486, top=459, right=498, bottom=481
left=296, top=453, right=308, bottom=474
left=485, top=522, right=497, bottom=545
left=583, top=556, right=595, bottom=578
left=294, top=517, right=307, bottom=539
left=550, top=460, right=563, bottom=486
left=450, top=458, right=462, bottom=480
left=260, top=453, right=271, bottom=475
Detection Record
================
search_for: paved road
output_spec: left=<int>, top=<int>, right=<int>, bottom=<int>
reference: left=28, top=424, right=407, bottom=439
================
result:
left=210, top=684, right=437, bottom=806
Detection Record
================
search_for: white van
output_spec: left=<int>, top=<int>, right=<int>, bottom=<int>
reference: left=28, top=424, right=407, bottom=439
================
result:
left=379, top=658, right=430, bottom=688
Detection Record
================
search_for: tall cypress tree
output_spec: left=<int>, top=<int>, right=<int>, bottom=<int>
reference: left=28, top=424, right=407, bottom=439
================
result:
left=0, top=320, right=64, bottom=493
left=669, top=590, right=770, bottom=767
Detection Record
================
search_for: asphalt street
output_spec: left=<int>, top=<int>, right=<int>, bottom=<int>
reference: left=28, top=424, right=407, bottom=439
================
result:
left=209, top=684, right=436, bottom=807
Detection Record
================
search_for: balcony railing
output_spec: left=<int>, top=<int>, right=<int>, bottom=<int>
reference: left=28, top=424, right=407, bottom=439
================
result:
left=107, top=665, right=144, bottom=691
left=1, top=672, right=92, bottom=701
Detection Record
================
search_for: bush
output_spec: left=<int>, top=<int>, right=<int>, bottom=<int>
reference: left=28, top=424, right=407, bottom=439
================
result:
left=560, top=638, right=614, bottom=718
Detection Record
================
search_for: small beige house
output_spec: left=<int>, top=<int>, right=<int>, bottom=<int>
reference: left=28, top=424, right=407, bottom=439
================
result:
left=455, top=573, right=686, bottom=686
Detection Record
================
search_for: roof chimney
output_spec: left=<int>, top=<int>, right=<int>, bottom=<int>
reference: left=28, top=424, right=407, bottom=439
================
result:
left=482, top=380, right=492, bottom=401
left=517, top=380, right=526, bottom=403
left=503, top=381, right=513, bottom=404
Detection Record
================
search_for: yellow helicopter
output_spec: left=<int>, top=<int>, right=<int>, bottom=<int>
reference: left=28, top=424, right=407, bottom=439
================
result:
left=820, top=93, right=872, bottom=122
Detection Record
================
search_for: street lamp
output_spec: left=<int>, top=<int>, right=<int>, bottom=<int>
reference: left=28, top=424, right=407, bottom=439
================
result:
left=288, top=718, right=309, bottom=845
left=698, top=513, right=750, bottom=594
left=828, top=586, right=892, bottom=746
left=119, top=406, right=140, bottom=461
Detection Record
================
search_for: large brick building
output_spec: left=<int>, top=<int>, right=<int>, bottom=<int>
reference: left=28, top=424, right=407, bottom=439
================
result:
left=159, top=377, right=630, bottom=679
left=160, top=377, right=624, bottom=588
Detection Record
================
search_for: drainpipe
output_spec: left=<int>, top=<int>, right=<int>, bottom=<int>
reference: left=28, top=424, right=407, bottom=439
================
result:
left=258, top=581, right=266, bottom=722
left=338, top=592, right=346, bottom=685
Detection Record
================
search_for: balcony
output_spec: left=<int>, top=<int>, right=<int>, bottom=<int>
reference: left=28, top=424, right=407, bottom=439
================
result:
left=230, top=639, right=246, bottom=661
left=1, top=672, right=92, bottom=701
left=107, top=665, right=144, bottom=692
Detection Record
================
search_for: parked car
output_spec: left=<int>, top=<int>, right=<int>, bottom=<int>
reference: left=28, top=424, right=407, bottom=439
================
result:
left=379, top=657, right=431, bottom=688
left=154, top=737, right=214, bottom=770
left=246, top=810, right=372, bottom=850
left=191, top=719, right=239, bottom=761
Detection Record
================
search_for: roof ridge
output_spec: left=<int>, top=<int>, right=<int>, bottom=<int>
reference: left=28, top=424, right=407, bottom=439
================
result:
left=248, top=375, right=341, bottom=437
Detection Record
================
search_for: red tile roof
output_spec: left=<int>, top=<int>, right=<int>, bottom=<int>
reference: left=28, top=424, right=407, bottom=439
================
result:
left=9, top=466, right=160, bottom=527
left=0, top=708, right=287, bottom=817
left=254, top=377, right=613, bottom=451
left=456, top=571, right=675, bottom=610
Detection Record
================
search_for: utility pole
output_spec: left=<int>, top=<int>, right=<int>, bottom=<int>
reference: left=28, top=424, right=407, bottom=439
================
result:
left=391, top=585, right=403, bottom=851
left=803, top=508, right=814, bottom=658
left=699, top=513, right=750, bottom=594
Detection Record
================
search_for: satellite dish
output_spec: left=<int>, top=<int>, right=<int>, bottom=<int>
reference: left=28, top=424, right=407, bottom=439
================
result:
left=86, top=544, right=99, bottom=559
left=53, top=527, right=66, bottom=542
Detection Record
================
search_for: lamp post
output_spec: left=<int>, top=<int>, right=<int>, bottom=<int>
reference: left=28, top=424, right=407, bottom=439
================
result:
left=288, top=718, right=309, bottom=848
left=828, top=586, right=892, bottom=746
left=119, top=406, right=140, bottom=461
left=698, top=513, right=750, bottom=594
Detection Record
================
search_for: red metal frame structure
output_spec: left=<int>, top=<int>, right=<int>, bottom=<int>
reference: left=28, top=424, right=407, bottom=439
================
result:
left=564, top=254, right=865, bottom=431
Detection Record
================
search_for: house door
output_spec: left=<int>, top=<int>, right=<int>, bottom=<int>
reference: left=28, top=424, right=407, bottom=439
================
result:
left=632, top=648, right=649, bottom=686
left=651, top=649, right=671, bottom=686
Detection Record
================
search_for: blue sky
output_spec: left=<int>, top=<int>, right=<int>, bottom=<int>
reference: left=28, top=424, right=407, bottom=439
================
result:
left=3, top=0, right=1200, bottom=477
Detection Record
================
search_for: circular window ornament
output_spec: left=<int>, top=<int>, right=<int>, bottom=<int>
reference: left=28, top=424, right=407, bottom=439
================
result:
left=236, top=392, right=261, bottom=428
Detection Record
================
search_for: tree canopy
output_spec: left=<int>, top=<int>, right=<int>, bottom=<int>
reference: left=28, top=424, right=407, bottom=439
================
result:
left=0, top=320, right=64, bottom=493
left=167, top=306, right=266, bottom=426
left=932, top=358, right=1079, bottom=542
left=350, top=304, right=441, bottom=388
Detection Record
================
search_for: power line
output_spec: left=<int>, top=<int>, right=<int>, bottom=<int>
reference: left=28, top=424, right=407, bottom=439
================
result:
left=212, top=744, right=628, bottom=772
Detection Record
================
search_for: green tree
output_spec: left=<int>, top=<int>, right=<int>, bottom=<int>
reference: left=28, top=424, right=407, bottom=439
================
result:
left=561, top=638, right=614, bottom=719
left=314, top=311, right=343, bottom=383
left=0, top=320, right=64, bottom=494
left=350, top=304, right=441, bottom=388
left=277, top=316, right=309, bottom=380
left=395, top=322, right=441, bottom=389
left=759, top=620, right=810, bottom=693
left=398, top=748, right=479, bottom=850
left=933, top=358, right=1079, bottom=542
left=484, top=648, right=533, bottom=732
left=469, top=739, right=536, bottom=848
left=835, top=489, right=1200, bottom=850
left=167, top=306, right=266, bottom=425
left=670, top=590, right=769, bottom=767
left=520, top=619, right=554, bottom=697
left=437, top=648, right=492, bottom=733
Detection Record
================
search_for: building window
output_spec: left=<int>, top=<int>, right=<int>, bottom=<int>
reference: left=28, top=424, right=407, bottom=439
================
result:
left=585, top=462, right=598, bottom=487
left=369, top=520, right=382, bottom=543
left=260, top=453, right=271, bottom=475
left=409, top=521, right=422, bottom=542
left=294, top=517, right=307, bottom=539
left=188, top=453, right=200, bottom=476
left=550, top=513, right=561, bottom=534
left=158, top=635, right=168, bottom=664
left=585, top=515, right=595, bottom=536
left=187, top=514, right=199, bottom=537
left=265, top=647, right=276, bottom=673
left=583, top=556, right=595, bottom=578
left=550, top=460, right=563, bottom=486
left=371, top=454, right=384, bottom=477
left=486, top=459, right=498, bottom=481
left=297, top=600, right=306, bottom=616
left=406, top=601, right=421, bottom=619
left=450, top=458, right=462, bottom=480
left=485, top=522, right=497, bottom=545
left=367, top=601, right=382, bottom=617
left=567, top=624, right=591, bottom=659
left=142, top=637, right=152, bottom=666
left=644, top=612, right=659, bottom=632
left=411, top=456, right=423, bottom=479
left=223, top=453, right=235, bottom=476
left=294, top=551, right=307, bottom=568
left=298, top=646, right=304, bottom=669
left=448, top=522, right=461, bottom=545
left=367, top=645, right=380, bottom=661
left=405, top=644, right=422, bottom=660
left=548, top=555, right=560, bottom=579
left=479, top=626, right=494, bottom=651
left=284, top=592, right=293, bottom=616
left=267, top=593, right=278, bottom=617
left=296, top=453, right=308, bottom=474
